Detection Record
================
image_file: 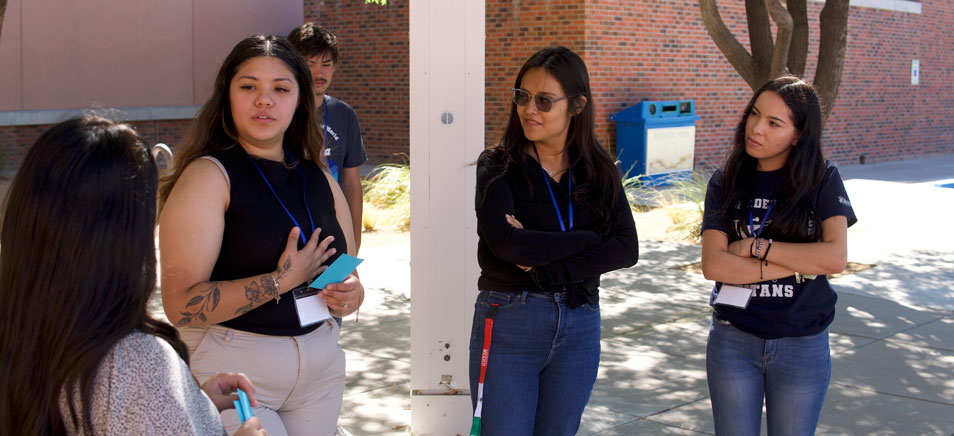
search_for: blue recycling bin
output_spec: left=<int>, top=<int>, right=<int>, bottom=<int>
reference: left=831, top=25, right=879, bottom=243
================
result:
left=611, top=100, right=700, bottom=186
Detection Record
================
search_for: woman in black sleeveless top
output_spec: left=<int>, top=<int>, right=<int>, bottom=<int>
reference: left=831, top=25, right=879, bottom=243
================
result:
left=158, top=35, right=363, bottom=436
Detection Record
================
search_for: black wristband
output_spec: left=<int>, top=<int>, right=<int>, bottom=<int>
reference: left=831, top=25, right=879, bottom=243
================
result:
left=761, top=238, right=773, bottom=262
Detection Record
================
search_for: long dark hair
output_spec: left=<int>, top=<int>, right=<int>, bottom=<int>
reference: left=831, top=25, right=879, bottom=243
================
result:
left=159, top=34, right=322, bottom=207
left=480, top=46, right=621, bottom=231
left=0, top=116, right=188, bottom=435
left=720, top=75, right=826, bottom=242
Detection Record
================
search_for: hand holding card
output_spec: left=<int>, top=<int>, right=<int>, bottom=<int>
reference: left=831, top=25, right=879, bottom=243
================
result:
left=309, top=254, right=363, bottom=290
left=293, top=254, right=363, bottom=327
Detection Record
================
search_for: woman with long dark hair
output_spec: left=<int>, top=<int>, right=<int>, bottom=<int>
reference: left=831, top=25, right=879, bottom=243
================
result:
left=159, top=35, right=363, bottom=435
left=0, top=116, right=266, bottom=435
left=700, top=75, right=857, bottom=435
left=470, top=46, right=639, bottom=435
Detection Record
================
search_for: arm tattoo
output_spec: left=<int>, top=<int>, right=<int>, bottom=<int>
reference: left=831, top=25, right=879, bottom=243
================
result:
left=234, top=258, right=294, bottom=316
left=176, top=282, right=223, bottom=326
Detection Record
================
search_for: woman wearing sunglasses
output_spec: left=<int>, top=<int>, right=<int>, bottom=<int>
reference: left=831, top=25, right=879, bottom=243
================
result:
left=470, top=46, right=639, bottom=435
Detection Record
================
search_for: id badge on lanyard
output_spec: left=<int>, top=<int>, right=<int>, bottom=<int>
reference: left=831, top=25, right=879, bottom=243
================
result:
left=714, top=284, right=753, bottom=308
left=292, top=286, right=331, bottom=327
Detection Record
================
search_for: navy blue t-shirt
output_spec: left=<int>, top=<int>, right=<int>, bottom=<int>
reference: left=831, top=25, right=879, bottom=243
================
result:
left=701, top=163, right=857, bottom=339
left=319, top=95, right=367, bottom=181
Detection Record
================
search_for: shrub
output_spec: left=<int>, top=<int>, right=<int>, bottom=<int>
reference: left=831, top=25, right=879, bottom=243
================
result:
left=362, top=163, right=410, bottom=232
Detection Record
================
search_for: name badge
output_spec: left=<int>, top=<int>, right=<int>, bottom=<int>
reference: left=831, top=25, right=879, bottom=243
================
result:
left=714, top=285, right=753, bottom=309
left=292, top=286, right=332, bottom=327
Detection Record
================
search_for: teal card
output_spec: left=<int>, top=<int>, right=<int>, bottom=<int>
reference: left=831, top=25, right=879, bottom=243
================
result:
left=309, top=254, right=363, bottom=289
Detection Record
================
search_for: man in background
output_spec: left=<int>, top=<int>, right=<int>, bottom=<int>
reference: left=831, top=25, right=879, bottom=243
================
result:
left=288, top=23, right=367, bottom=251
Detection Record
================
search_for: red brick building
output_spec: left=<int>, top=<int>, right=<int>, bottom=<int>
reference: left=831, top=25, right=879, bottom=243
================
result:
left=307, top=0, right=950, bottom=168
left=2, top=0, right=950, bottom=171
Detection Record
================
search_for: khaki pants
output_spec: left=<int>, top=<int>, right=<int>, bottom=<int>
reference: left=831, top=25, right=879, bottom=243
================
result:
left=180, top=322, right=346, bottom=436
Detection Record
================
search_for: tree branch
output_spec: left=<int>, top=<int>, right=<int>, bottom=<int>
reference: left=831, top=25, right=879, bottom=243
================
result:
left=787, top=0, right=809, bottom=76
left=764, top=0, right=793, bottom=79
left=745, top=0, right=774, bottom=81
left=699, top=0, right=759, bottom=89
left=815, top=0, right=850, bottom=124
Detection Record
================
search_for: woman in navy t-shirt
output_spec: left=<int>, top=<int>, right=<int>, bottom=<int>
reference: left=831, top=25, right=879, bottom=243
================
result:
left=700, top=76, right=856, bottom=436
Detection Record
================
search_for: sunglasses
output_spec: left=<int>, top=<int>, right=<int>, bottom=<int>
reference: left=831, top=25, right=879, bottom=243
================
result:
left=510, top=88, right=579, bottom=113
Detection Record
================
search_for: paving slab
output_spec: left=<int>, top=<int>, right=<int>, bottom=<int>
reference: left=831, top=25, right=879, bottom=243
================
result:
left=598, top=290, right=710, bottom=338
left=831, top=250, right=954, bottom=312
left=828, top=332, right=878, bottom=355
left=341, top=315, right=410, bottom=363
left=338, top=380, right=411, bottom=436
left=645, top=397, right=722, bottom=435
left=829, top=291, right=948, bottom=339
left=587, top=340, right=710, bottom=418
left=838, top=154, right=954, bottom=183
left=831, top=340, right=954, bottom=405
left=649, top=382, right=954, bottom=436
left=587, top=416, right=710, bottom=435
left=818, top=383, right=954, bottom=436
left=605, top=313, right=711, bottom=360
left=342, top=344, right=411, bottom=395
left=843, top=177, right=954, bottom=261
left=885, top=315, right=954, bottom=351
left=577, top=403, right=642, bottom=435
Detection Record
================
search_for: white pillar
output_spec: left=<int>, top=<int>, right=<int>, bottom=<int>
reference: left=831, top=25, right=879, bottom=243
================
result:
left=408, top=0, right=485, bottom=434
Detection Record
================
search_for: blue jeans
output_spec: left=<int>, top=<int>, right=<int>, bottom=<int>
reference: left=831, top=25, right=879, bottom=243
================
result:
left=468, top=290, right=601, bottom=436
left=706, top=313, right=831, bottom=436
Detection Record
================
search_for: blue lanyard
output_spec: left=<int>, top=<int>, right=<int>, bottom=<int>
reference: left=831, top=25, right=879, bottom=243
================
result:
left=321, top=96, right=329, bottom=152
left=533, top=145, right=573, bottom=232
left=747, top=177, right=784, bottom=238
left=247, top=146, right=316, bottom=245
left=748, top=201, right=774, bottom=239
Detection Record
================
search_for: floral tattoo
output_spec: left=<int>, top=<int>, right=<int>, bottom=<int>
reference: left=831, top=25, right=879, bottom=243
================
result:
left=234, top=258, right=292, bottom=316
left=176, top=282, right=223, bottom=326
left=176, top=259, right=293, bottom=326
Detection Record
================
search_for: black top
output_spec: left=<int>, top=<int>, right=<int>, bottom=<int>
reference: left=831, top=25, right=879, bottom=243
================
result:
left=701, top=163, right=857, bottom=339
left=210, top=145, right=347, bottom=336
left=475, top=149, right=639, bottom=308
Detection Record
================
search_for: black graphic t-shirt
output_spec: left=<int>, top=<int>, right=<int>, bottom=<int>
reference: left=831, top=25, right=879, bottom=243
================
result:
left=701, top=162, right=857, bottom=339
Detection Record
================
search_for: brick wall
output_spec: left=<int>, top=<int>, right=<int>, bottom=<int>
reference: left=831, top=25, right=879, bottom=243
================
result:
left=485, top=0, right=587, bottom=148
left=0, top=120, right=190, bottom=176
left=304, top=0, right=410, bottom=164
left=483, top=0, right=952, bottom=170
left=3, top=0, right=950, bottom=174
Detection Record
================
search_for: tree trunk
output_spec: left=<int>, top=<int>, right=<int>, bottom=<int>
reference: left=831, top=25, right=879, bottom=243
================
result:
left=786, top=0, right=809, bottom=77
left=764, top=0, right=793, bottom=79
left=814, top=0, right=850, bottom=124
left=746, top=0, right=773, bottom=80
left=700, top=0, right=850, bottom=125
left=699, top=0, right=760, bottom=89
left=0, top=0, right=7, bottom=42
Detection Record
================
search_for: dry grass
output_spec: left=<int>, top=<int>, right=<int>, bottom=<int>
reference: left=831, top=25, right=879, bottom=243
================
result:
left=362, top=163, right=410, bottom=232
left=624, top=170, right=711, bottom=244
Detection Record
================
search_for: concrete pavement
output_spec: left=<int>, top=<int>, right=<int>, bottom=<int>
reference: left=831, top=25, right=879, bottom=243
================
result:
left=335, top=154, right=954, bottom=435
